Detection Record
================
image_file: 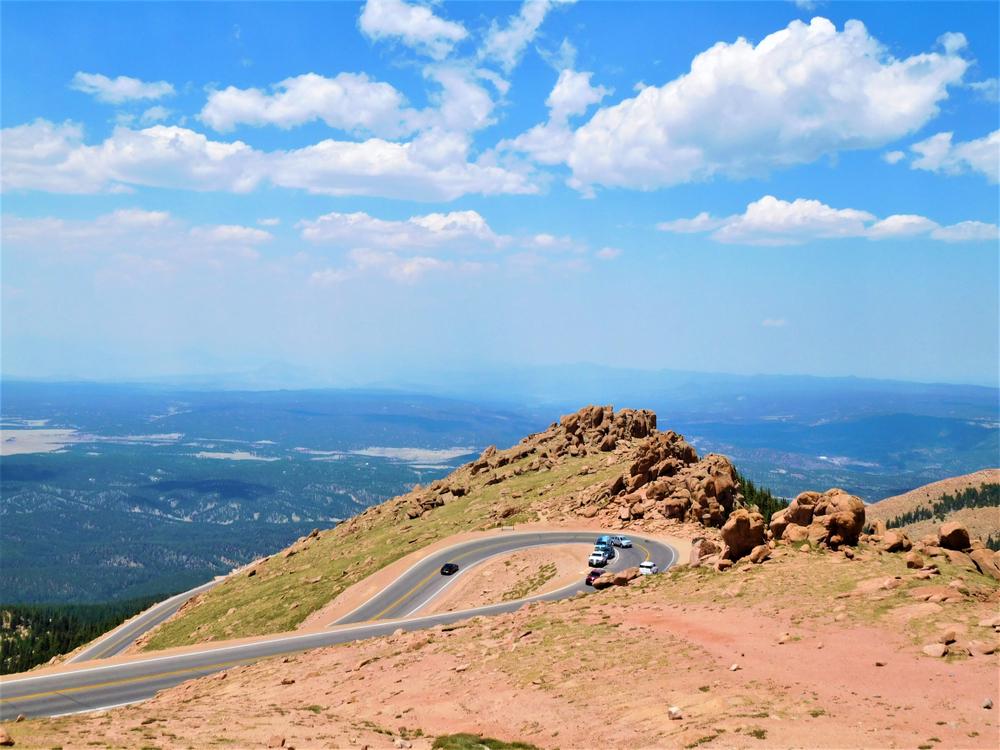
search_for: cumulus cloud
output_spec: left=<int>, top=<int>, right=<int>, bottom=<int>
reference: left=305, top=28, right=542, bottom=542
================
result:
left=865, top=214, right=939, bottom=239
left=199, top=72, right=419, bottom=137
left=763, top=318, right=787, bottom=327
left=909, top=130, right=999, bottom=183
left=505, top=17, right=970, bottom=192
left=298, top=209, right=504, bottom=250
left=657, top=195, right=998, bottom=245
left=1, top=119, right=537, bottom=201
left=595, top=246, right=621, bottom=259
left=882, top=151, right=905, bottom=165
left=69, top=72, right=175, bottom=104
left=501, top=68, right=610, bottom=165
left=359, top=0, right=467, bottom=60
left=479, top=0, right=574, bottom=73
left=257, top=218, right=281, bottom=226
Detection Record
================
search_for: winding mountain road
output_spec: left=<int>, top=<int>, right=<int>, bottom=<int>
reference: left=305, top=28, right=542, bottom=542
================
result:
left=0, top=531, right=677, bottom=720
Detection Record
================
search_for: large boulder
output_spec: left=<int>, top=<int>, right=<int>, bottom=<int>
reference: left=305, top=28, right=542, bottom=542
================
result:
left=689, top=538, right=722, bottom=567
left=592, top=573, right=615, bottom=589
left=770, top=492, right=820, bottom=539
left=784, top=524, right=810, bottom=543
left=721, top=509, right=766, bottom=560
left=771, top=488, right=864, bottom=548
left=969, top=548, right=1000, bottom=581
left=938, top=522, right=971, bottom=551
left=881, top=529, right=912, bottom=553
left=613, top=567, right=642, bottom=585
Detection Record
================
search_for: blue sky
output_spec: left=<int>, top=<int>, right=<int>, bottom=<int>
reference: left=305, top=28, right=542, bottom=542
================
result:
left=2, top=1, right=998, bottom=387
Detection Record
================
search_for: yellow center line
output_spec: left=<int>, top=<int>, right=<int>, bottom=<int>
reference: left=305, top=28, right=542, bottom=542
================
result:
left=635, top=543, right=651, bottom=562
left=369, top=534, right=580, bottom=621
left=0, top=649, right=314, bottom=704
left=90, top=607, right=174, bottom=660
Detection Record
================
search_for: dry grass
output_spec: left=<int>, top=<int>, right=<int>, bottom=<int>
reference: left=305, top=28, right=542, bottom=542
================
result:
left=142, top=448, right=617, bottom=650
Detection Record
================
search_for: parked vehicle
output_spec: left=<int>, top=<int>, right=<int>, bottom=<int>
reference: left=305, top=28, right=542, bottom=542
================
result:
left=597, top=535, right=613, bottom=547
left=594, top=542, right=614, bottom=559
left=440, top=563, right=460, bottom=575
left=639, top=561, right=658, bottom=575
left=588, top=550, right=609, bottom=567
left=585, top=569, right=605, bottom=585
left=614, top=535, right=633, bottom=548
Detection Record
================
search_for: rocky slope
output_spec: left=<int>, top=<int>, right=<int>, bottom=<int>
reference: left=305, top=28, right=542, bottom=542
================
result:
left=865, top=469, right=999, bottom=545
left=7, top=522, right=999, bottom=750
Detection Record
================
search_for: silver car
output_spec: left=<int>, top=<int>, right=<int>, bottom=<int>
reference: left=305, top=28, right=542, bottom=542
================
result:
left=612, top=535, right=633, bottom=548
left=639, top=561, right=658, bottom=575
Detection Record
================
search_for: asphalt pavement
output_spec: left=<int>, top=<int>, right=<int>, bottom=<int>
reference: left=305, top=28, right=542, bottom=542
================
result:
left=67, top=580, right=222, bottom=664
left=0, top=531, right=677, bottom=720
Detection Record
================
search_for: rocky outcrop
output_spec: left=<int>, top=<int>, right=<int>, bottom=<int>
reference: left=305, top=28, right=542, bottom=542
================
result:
left=493, top=405, right=750, bottom=531
left=721, top=509, right=766, bottom=561
left=770, top=489, right=865, bottom=549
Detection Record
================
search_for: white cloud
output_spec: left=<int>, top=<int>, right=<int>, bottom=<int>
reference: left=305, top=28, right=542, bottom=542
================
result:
left=298, top=209, right=503, bottom=250
left=0, top=120, right=265, bottom=195
left=595, top=246, right=621, bottom=259
left=69, top=72, right=175, bottom=104
left=518, top=233, right=576, bottom=251
left=968, top=78, right=999, bottom=103
left=501, top=68, right=609, bottom=166
left=655, top=212, right=724, bottom=234
left=310, top=247, right=453, bottom=286
left=141, top=106, right=172, bottom=125
left=909, top=130, right=999, bottom=183
left=2, top=208, right=175, bottom=247
left=505, top=17, right=970, bottom=192
left=257, top=218, right=282, bottom=226
left=882, top=151, right=905, bottom=165
left=865, top=214, right=939, bottom=239
left=709, top=197, right=874, bottom=245
left=2, top=209, right=273, bottom=263
left=929, top=221, right=1000, bottom=243
left=265, top=129, right=535, bottom=200
left=658, top=195, right=997, bottom=245
left=1, top=119, right=537, bottom=201
left=546, top=69, right=611, bottom=123
left=359, top=0, right=468, bottom=60
left=763, top=318, right=787, bottom=327
left=189, top=225, right=273, bottom=244
left=199, top=72, right=418, bottom=137
left=479, top=0, right=574, bottom=73
left=309, top=268, right=351, bottom=286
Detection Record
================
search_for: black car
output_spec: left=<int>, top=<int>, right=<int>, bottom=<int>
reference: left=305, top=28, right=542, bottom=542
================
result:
left=440, top=563, right=460, bottom=575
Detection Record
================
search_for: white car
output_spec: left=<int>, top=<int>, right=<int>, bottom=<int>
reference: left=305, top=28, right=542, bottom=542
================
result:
left=639, top=561, right=658, bottom=575
left=588, top=551, right=609, bottom=567
left=612, top=535, right=633, bottom=548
